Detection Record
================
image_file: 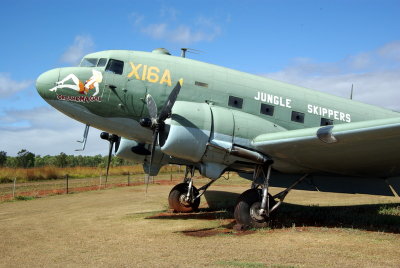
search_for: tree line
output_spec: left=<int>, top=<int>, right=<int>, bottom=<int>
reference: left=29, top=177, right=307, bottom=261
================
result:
left=0, top=150, right=132, bottom=168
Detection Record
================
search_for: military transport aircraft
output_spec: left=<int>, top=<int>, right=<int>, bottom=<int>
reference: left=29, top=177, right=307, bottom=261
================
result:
left=36, top=48, right=400, bottom=228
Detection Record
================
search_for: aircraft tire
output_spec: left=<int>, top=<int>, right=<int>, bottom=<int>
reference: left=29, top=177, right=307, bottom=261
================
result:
left=234, top=188, right=276, bottom=228
left=168, top=183, right=200, bottom=213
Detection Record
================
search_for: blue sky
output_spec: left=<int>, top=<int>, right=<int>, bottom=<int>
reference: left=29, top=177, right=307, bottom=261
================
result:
left=1, top=0, right=399, bottom=156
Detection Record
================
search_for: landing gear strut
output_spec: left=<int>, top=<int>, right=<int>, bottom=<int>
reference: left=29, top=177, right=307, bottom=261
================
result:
left=168, top=183, right=200, bottom=212
left=234, top=164, right=308, bottom=228
left=168, top=166, right=217, bottom=212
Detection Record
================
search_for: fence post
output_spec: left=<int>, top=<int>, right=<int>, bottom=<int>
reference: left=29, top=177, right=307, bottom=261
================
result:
left=127, top=172, right=130, bottom=186
left=12, top=177, right=16, bottom=199
left=99, top=172, right=102, bottom=190
left=66, top=174, right=69, bottom=194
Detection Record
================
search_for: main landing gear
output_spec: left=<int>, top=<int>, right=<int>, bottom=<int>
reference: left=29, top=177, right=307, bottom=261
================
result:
left=167, top=164, right=308, bottom=229
left=234, top=165, right=309, bottom=228
left=168, top=166, right=216, bottom=212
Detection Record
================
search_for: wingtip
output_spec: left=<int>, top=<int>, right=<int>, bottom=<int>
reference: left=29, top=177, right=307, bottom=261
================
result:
left=178, top=78, right=184, bottom=86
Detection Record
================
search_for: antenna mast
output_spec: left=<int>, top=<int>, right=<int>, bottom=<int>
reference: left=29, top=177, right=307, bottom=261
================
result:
left=180, top=48, right=203, bottom=58
left=350, top=84, right=354, bottom=100
left=181, top=48, right=187, bottom=58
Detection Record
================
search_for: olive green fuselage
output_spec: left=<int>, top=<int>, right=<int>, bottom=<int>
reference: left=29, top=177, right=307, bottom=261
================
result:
left=35, top=49, right=400, bottom=195
left=37, top=49, right=399, bottom=145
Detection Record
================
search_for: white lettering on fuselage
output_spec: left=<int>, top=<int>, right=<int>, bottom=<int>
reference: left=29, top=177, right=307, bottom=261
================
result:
left=254, top=91, right=351, bottom=123
left=307, top=104, right=351, bottom=123
left=254, top=91, right=292, bottom=108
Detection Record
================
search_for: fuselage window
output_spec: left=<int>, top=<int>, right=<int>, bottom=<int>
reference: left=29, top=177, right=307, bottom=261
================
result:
left=321, top=118, right=334, bottom=126
left=260, top=103, right=274, bottom=116
left=195, top=81, right=208, bottom=87
left=97, top=58, right=108, bottom=67
left=228, top=96, right=243, bottom=109
left=106, top=59, right=124, bottom=75
left=80, top=58, right=98, bottom=67
left=291, top=111, right=305, bottom=123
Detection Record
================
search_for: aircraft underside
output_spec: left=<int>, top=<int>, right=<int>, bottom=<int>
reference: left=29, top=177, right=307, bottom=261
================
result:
left=48, top=95, right=400, bottom=229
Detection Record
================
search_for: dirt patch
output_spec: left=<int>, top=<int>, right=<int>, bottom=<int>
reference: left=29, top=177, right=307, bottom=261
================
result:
left=181, top=227, right=256, bottom=237
left=148, top=210, right=255, bottom=237
left=0, top=184, right=128, bottom=201
left=146, top=210, right=232, bottom=221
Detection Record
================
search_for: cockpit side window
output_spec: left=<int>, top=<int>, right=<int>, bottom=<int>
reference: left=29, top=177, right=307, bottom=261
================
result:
left=105, top=59, right=124, bottom=75
left=97, top=58, right=107, bottom=67
left=80, top=58, right=98, bottom=67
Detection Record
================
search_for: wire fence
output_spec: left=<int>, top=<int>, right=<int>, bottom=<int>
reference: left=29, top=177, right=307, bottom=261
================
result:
left=0, top=171, right=184, bottom=202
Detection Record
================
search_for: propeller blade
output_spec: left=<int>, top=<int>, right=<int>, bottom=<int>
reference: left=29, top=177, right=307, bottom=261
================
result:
left=158, top=79, right=183, bottom=122
left=143, top=79, right=183, bottom=192
left=145, top=94, right=158, bottom=120
left=146, top=131, right=158, bottom=193
left=105, top=140, right=114, bottom=187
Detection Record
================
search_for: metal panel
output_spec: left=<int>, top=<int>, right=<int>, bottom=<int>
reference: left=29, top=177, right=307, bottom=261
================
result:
left=210, top=106, right=235, bottom=143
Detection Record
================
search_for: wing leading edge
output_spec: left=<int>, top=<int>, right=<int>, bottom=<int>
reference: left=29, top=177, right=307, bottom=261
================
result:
left=252, top=117, right=400, bottom=177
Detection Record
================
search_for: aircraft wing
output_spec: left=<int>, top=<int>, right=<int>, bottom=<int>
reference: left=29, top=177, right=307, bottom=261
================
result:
left=252, top=117, right=400, bottom=177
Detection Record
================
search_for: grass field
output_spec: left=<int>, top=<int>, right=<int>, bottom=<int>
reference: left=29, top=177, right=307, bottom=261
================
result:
left=1, top=177, right=400, bottom=267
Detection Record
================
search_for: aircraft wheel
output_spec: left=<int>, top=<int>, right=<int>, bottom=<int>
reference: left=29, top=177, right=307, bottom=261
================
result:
left=168, top=183, right=200, bottom=212
left=234, top=188, right=276, bottom=228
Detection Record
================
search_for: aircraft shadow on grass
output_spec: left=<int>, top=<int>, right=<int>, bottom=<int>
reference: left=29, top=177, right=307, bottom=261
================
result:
left=145, top=190, right=400, bottom=234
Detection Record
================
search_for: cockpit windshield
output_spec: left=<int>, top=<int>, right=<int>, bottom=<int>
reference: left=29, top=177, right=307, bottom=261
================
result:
left=80, top=58, right=108, bottom=67
left=80, top=58, right=97, bottom=67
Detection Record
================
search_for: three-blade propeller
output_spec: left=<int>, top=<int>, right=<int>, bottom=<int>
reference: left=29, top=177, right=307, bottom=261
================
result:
left=140, top=79, right=183, bottom=191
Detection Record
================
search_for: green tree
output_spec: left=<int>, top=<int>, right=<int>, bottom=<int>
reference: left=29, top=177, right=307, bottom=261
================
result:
left=5, top=157, right=17, bottom=168
left=66, top=155, right=76, bottom=167
left=0, top=151, right=6, bottom=167
left=16, top=149, right=35, bottom=168
left=34, top=155, right=45, bottom=167
left=55, top=152, right=68, bottom=168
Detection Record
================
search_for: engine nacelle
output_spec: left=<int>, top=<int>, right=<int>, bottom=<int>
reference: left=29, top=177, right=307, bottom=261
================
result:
left=116, top=137, right=171, bottom=175
left=160, top=101, right=212, bottom=162
left=115, top=138, right=148, bottom=163
left=159, top=101, right=287, bottom=179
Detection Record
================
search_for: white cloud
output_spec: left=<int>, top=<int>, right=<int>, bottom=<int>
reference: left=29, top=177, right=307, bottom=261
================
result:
left=345, top=52, right=372, bottom=70
left=378, top=40, right=400, bottom=61
left=130, top=12, right=144, bottom=26
left=141, top=23, right=221, bottom=45
left=60, top=35, right=94, bottom=65
left=263, top=41, right=400, bottom=111
left=0, top=107, right=105, bottom=156
left=160, top=6, right=179, bottom=20
left=0, top=73, right=32, bottom=98
left=132, top=9, right=222, bottom=45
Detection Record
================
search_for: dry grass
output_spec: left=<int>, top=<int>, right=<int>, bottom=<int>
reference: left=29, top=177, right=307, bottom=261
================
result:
left=0, top=181, right=400, bottom=268
left=0, top=165, right=181, bottom=182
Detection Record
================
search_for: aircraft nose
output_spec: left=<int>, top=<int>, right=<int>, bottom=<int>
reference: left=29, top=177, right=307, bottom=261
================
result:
left=36, top=68, right=60, bottom=99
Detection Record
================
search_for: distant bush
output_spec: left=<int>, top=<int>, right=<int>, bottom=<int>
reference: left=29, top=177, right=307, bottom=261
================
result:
left=15, top=196, right=36, bottom=201
left=0, top=177, right=13, bottom=183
